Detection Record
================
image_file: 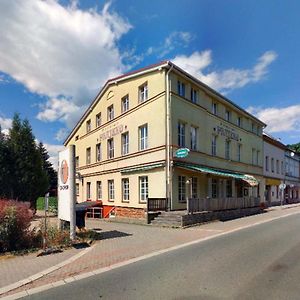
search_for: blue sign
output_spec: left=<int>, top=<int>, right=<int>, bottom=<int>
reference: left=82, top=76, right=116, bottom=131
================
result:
left=175, top=148, right=190, bottom=158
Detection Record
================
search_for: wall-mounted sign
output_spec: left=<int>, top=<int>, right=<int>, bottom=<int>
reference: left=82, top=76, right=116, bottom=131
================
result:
left=175, top=148, right=190, bottom=158
left=216, top=122, right=239, bottom=141
left=100, top=124, right=124, bottom=141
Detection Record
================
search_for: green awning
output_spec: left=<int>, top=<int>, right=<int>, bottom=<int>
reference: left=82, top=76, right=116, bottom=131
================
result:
left=121, top=162, right=165, bottom=174
left=174, top=162, right=258, bottom=186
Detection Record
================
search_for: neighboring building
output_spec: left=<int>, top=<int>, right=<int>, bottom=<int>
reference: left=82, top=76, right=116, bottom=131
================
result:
left=64, top=61, right=266, bottom=220
left=284, top=150, right=300, bottom=202
left=263, top=133, right=286, bottom=205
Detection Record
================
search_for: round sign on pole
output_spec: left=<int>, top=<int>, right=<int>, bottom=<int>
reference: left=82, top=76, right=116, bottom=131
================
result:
left=279, top=183, right=286, bottom=190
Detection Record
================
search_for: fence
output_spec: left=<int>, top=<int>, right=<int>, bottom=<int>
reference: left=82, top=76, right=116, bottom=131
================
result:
left=188, top=197, right=260, bottom=214
left=147, top=198, right=168, bottom=212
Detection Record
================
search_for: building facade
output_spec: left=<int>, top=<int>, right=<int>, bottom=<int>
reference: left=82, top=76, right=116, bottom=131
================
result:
left=65, top=61, right=266, bottom=220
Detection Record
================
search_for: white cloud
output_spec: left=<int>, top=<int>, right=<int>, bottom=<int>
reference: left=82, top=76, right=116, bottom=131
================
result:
left=44, top=143, right=65, bottom=169
left=172, top=50, right=277, bottom=93
left=247, top=105, right=300, bottom=133
left=0, top=0, right=132, bottom=129
left=55, top=127, right=70, bottom=142
left=0, top=116, right=12, bottom=132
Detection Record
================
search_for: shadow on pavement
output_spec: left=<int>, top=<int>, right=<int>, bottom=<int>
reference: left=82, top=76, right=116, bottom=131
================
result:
left=100, top=230, right=132, bottom=240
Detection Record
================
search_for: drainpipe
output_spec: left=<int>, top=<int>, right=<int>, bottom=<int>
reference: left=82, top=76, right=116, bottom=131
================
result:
left=166, top=62, right=174, bottom=211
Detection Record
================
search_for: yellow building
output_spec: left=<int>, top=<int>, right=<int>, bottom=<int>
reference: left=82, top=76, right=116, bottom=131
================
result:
left=65, top=61, right=266, bottom=220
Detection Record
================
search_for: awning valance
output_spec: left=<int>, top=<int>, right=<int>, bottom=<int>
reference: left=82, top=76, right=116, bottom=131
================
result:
left=121, top=162, right=164, bottom=174
left=265, top=178, right=281, bottom=186
left=174, top=162, right=259, bottom=186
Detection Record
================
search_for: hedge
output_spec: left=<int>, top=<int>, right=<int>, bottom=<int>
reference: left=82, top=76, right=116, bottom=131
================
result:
left=36, top=197, right=57, bottom=211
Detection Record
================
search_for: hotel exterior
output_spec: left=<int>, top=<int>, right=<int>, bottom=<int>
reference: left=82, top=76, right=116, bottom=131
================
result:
left=64, top=61, right=266, bottom=220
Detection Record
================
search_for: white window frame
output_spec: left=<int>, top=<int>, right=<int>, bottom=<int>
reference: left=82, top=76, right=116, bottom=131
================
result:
left=96, top=113, right=102, bottom=127
left=237, top=144, right=241, bottom=162
left=177, top=80, right=186, bottom=97
left=212, top=102, right=217, bottom=115
left=122, top=178, right=130, bottom=202
left=121, top=94, right=129, bottom=113
left=211, top=135, right=217, bottom=156
left=178, top=122, right=185, bottom=147
left=191, top=88, right=197, bottom=103
left=107, top=105, right=114, bottom=121
left=139, top=83, right=148, bottom=103
left=190, top=126, right=197, bottom=150
left=225, top=140, right=230, bottom=160
left=107, top=138, right=114, bottom=159
left=139, top=176, right=148, bottom=202
left=108, top=180, right=114, bottom=201
left=121, top=132, right=129, bottom=155
left=96, top=181, right=102, bottom=200
left=225, top=110, right=231, bottom=122
left=76, top=183, right=79, bottom=196
left=237, top=116, right=242, bottom=127
left=86, top=147, right=91, bottom=164
left=192, top=177, right=197, bottom=199
left=96, top=143, right=102, bottom=162
left=266, top=156, right=269, bottom=171
left=178, top=176, right=186, bottom=202
left=86, top=119, right=91, bottom=133
left=226, top=180, right=232, bottom=198
left=211, top=179, right=218, bottom=198
left=139, top=124, right=148, bottom=150
left=75, top=156, right=79, bottom=168
left=87, top=182, right=91, bottom=200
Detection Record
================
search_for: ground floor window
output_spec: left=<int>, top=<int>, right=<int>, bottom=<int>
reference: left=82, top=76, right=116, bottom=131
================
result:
left=87, top=182, right=91, bottom=200
left=139, top=176, right=148, bottom=202
left=192, top=177, right=197, bottom=199
left=178, top=176, right=186, bottom=202
left=76, top=183, right=79, bottom=196
left=122, top=178, right=130, bottom=202
left=108, top=180, right=114, bottom=201
left=211, top=179, right=218, bottom=198
left=96, top=181, right=102, bottom=200
left=226, top=180, right=232, bottom=198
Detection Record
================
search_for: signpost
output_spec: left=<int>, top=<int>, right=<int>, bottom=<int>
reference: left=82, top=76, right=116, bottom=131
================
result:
left=174, top=148, right=190, bottom=158
left=279, top=183, right=286, bottom=209
left=58, top=145, right=76, bottom=240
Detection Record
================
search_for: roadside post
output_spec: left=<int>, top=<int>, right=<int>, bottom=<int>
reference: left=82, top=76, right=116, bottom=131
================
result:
left=43, top=192, right=49, bottom=250
left=279, top=183, right=286, bottom=209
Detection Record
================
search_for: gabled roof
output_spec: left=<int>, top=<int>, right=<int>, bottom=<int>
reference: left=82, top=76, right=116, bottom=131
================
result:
left=64, top=61, right=266, bottom=145
left=263, top=132, right=287, bottom=150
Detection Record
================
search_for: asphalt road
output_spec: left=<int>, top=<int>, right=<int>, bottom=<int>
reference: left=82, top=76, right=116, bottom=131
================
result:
left=25, top=213, right=300, bottom=300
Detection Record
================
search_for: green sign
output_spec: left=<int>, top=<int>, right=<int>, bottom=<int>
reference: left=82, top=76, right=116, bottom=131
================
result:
left=175, top=148, right=190, bottom=158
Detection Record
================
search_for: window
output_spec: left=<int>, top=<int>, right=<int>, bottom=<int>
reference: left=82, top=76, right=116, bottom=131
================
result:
left=177, top=81, right=185, bottom=97
left=86, top=147, right=91, bottom=164
left=225, top=140, right=230, bottom=160
left=108, top=180, right=114, bottom=201
left=107, top=105, right=114, bottom=121
left=211, top=179, right=218, bottom=198
left=281, top=161, right=284, bottom=175
left=190, top=126, right=197, bottom=150
left=139, top=176, right=148, bottom=202
left=192, top=177, right=197, bottom=199
left=256, top=150, right=259, bottom=165
left=122, top=178, right=129, bottom=202
left=191, top=88, right=197, bottom=103
left=252, top=122, right=256, bottom=133
left=121, top=95, right=129, bottom=113
left=86, top=119, right=91, bottom=133
left=178, top=122, right=185, bottom=147
left=121, top=132, right=129, bottom=155
left=139, top=83, right=148, bottom=102
left=76, top=183, right=79, bottom=196
left=226, top=180, right=232, bottom=198
left=271, top=158, right=274, bottom=172
left=96, top=143, right=102, bottom=162
left=211, top=135, right=217, bottom=156
left=75, top=156, right=79, bottom=168
left=276, top=160, right=279, bottom=174
left=96, top=181, right=102, bottom=200
left=256, top=126, right=260, bottom=136
left=237, top=117, right=242, bottom=127
left=276, top=185, right=279, bottom=199
left=96, top=113, right=101, bottom=127
left=212, top=102, right=217, bottom=115
left=252, top=148, right=256, bottom=165
left=178, top=176, right=186, bottom=202
left=87, top=182, right=91, bottom=200
left=225, top=110, right=231, bottom=122
left=237, top=144, right=241, bottom=162
left=107, top=138, right=114, bottom=159
left=266, top=156, right=269, bottom=171
left=139, top=124, right=148, bottom=150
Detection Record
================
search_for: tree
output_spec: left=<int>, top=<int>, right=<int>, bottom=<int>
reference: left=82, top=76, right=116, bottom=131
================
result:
left=7, top=114, right=48, bottom=209
left=37, top=142, right=57, bottom=193
left=287, top=142, right=300, bottom=153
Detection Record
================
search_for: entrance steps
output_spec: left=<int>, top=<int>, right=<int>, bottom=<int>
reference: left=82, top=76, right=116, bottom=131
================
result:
left=150, top=211, right=186, bottom=228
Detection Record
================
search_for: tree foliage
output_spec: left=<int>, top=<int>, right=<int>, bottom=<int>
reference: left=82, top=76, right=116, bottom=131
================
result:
left=287, top=142, right=300, bottom=153
left=0, top=114, right=56, bottom=209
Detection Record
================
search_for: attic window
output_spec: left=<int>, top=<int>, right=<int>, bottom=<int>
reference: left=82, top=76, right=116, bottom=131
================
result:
left=75, top=135, right=79, bottom=141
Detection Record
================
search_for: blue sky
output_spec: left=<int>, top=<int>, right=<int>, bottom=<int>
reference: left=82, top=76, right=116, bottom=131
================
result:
left=0, top=0, right=300, bottom=165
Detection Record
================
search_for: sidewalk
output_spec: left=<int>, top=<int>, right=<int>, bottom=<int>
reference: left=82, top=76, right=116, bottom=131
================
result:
left=1, top=203, right=300, bottom=298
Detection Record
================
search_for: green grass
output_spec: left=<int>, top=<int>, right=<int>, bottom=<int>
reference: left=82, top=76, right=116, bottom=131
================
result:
left=36, top=197, right=57, bottom=210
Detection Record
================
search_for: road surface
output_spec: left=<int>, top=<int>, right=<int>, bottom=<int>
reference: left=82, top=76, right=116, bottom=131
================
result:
left=25, top=213, right=300, bottom=299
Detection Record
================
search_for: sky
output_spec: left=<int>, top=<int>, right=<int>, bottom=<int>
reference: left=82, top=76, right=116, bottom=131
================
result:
left=0, top=0, right=300, bottom=167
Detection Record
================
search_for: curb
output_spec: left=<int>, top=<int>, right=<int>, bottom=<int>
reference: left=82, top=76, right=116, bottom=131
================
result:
left=0, top=244, right=94, bottom=297
left=2, top=209, right=300, bottom=300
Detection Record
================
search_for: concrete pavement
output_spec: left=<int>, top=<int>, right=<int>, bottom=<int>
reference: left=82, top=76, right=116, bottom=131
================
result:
left=1, top=203, right=300, bottom=298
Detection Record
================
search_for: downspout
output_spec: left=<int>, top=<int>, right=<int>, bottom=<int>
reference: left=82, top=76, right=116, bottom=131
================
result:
left=166, top=62, right=174, bottom=210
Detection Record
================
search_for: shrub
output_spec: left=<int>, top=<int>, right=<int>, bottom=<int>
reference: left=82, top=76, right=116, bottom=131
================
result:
left=0, top=199, right=34, bottom=252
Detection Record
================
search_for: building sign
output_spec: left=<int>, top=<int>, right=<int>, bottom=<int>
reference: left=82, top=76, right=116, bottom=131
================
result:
left=58, top=146, right=75, bottom=222
left=100, top=124, right=124, bottom=141
left=216, top=122, right=239, bottom=141
left=175, top=148, right=190, bottom=158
